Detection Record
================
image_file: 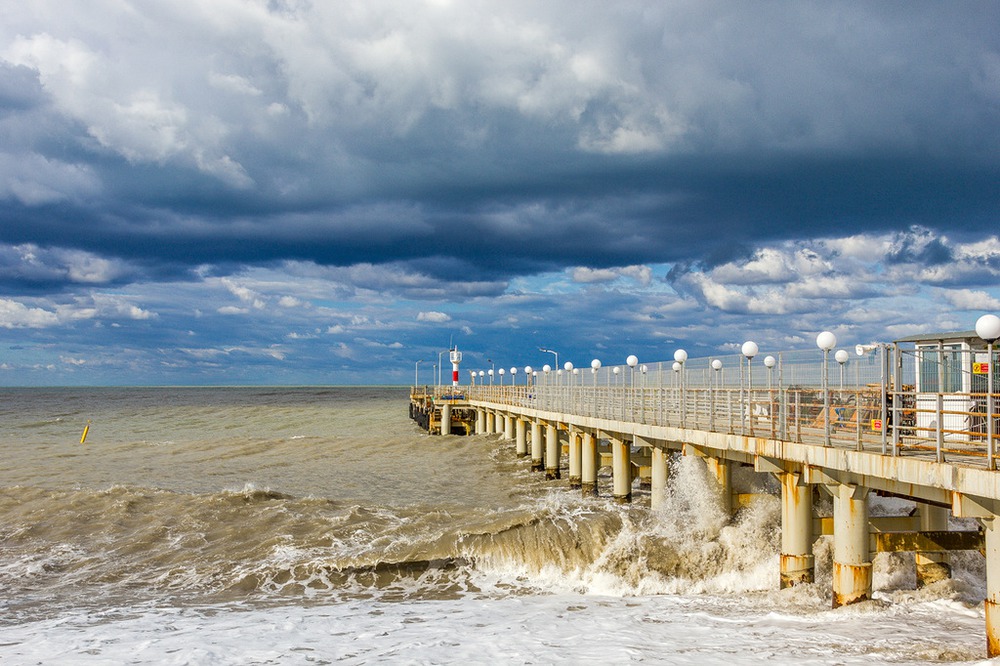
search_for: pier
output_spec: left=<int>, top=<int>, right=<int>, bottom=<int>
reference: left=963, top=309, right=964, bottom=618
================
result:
left=410, top=319, right=1000, bottom=655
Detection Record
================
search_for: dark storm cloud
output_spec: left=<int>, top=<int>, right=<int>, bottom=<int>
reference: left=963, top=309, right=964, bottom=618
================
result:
left=1, top=2, right=999, bottom=383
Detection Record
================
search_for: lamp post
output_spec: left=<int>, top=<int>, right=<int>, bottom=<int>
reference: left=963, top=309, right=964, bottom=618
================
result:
left=711, top=358, right=723, bottom=432
left=742, top=341, right=759, bottom=435
left=626, top=355, right=638, bottom=419
left=488, top=368, right=494, bottom=385
left=977, top=314, right=1000, bottom=470
left=524, top=366, right=533, bottom=386
left=539, top=348, right=559, bottom=376
left=835, top=349, right=849, bottom=391
left=498, top=367, right=505, bottom=385
left=764, top=355, right=776, bottom=437
left=674, top=349, right=688, bottom=427
left=414, top=359, right=424, bottom=388
left=438, top=350, right=448, bottom=387
left=510, top=367, right=517, bottom=391
left=817, top=331, right=837, bottom=446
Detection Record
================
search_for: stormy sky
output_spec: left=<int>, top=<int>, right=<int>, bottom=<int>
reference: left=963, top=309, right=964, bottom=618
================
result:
left=1, top=1, right=998, bottom=385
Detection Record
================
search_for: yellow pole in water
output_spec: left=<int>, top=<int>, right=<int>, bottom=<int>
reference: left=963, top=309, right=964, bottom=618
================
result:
left=80, top=420, right=91, bottom=444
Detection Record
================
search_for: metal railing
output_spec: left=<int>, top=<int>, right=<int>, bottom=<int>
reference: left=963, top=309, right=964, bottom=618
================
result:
left=425, top=344, right=1000, bottom=470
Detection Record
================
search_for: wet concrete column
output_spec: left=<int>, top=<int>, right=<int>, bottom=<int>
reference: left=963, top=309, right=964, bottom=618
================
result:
left=581, top=431, right=599, bottom=496
left=611, top=436, right=632, bottom=503
left=780, top=472, right=814, bottom=588
left=476, top=408, right=486, bottom=435
left=704, top=457, right=732, bottom=516
left=916, top=503, right=951, bottom=587
left=530, top=421, right=544, bottom=471
left=832, top=484, right=871, bottom=608
left=545, top=424, right=560, bottom=480
left=985, top=516, right=1000, bottom=657
left=441, top=403, right=452, bottom=435
left=651, top=447, right=669, bottom=510
left=568, top=429, right=582, bottom=488
left=485, top=411, right=495, bottom=435
left=515, top=418, right=527, bottom=457
left=504, top=413, right=514, bottom=440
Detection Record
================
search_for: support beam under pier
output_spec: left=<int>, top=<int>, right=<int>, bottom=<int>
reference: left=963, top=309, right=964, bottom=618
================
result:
left=530, top=421, right=543, bottom=472
left=515, top=418, right=527, bottom=458
left=651, top=447, right=669, bottom=510
left=568, top=429, right=582, bottom=488
left=780, top=472, right=814, bottom=588
left=581, top=431, right=599, bottom=496
left=611, top=436, right=631, bottom=503
left=545, top=424, right=560, bottom=480
left=832, top=484, right=872, bottom=608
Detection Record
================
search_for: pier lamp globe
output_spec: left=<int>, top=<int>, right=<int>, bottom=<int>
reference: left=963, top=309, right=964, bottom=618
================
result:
left=591, top=359, right=601, bottom=371
left=741, top=341, right=758, bottom=359
left=626, top=355, right=638, bottom=368
left=816, top=331, right=837, bottom=351
left=835, top=349, right=849, bottom=365
left=977, top=314, right=1000, bottom=343
left=672, top=361, right=681, bottom=372
left=524, top=365, right=532, bottom=375
left=711, top=359, right=722, bottom=371
left=564, top=361, right=574, bottom=372
left=674, top=349, right=688, bottom=364
left=543, top=364, right=551, bottom=373
left=510, top=367, right=517, bottom=377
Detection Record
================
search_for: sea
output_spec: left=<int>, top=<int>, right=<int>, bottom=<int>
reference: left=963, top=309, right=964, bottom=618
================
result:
left=0, top=386, right=993, bottom=664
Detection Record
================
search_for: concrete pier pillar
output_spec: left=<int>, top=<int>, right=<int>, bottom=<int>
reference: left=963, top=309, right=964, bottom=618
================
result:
left=611, top=436, right=632, bottom=503
left=651, top=447, right=669, bottom=510
left=504, top=413, right=514, bottom=440
left=984, top=516, right=1000, bottom=657
left=780, top=472, right=814, bottom=588
left=476, top=409, right=485, bottom=435
left=441, top=403, right=452, bottom=435
left=515, top=418, right=527, bottom=457
left=485, top=411, right=495, bottom=435
left=545, top=424, right=560, bottom=480
left=916, top=503, right=952, bottom=587
left=530, top=421, right=543, bottom=472
left=832, top=484, right=871, bottom=608
left=581, top=431, right=599, bottom=496
left=705, top=457, right=732, bottom=516
left=568, top=429, right=582, bottom=488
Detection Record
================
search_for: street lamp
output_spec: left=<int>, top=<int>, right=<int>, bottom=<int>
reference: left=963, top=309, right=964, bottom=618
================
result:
left=414, top=359, right=424, bottom=387
left=488, top=368, right=494, bottom=385
left=498, top=367, right=505, bottom=385
left=742, top=341, right=759, bottom=435
left=711, top=358, right=723, bottom=431
left=438, top=349, right=449, bottom=387
left=674, top=349, right=688, bottom=426
left=524, top=366, right=533, bottom=386
left=539, top=347, right=559, bottom=374
left=835, top=349, right=849, bottom=390
left=764, top=355, right=777, bottom=437
left=817, top=331, right=837, bottom=446
left=976, top=314, right=1000, bottom=469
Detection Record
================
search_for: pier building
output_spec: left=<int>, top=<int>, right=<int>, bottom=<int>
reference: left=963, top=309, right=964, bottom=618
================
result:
left=410, top=317, right=1000, bottom=655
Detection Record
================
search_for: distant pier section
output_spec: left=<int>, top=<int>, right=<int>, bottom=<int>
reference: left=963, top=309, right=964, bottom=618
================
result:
left=410, top=318, right=1000, bottom=656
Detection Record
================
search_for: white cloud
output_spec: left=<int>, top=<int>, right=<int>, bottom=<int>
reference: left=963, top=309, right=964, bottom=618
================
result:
left=417, top=311, right=451, bottom=323
left=942, top=289, right=1000, bottom=311
left=0, top=298, right=59, bottom=328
